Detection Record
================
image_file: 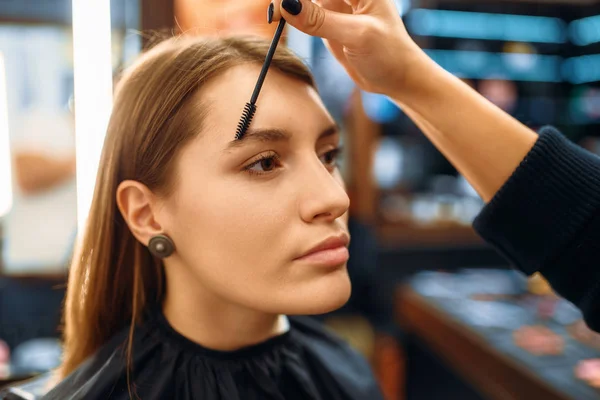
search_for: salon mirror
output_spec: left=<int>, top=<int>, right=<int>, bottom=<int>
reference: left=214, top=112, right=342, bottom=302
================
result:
left=0, top=0, right=140, bottom=277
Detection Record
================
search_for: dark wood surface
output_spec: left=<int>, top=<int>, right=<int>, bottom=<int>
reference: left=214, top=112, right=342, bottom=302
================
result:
left=396, top=286, right=571, bottom=400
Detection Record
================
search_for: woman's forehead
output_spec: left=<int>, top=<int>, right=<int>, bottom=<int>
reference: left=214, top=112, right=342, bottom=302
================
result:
left=196, top=65, right=332, bottom=146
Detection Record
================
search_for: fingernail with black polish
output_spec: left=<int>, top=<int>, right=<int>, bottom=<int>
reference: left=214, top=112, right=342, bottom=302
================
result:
left=267, top=2, right=274, bottom=24
left=282, top=0, right=302, bottom=16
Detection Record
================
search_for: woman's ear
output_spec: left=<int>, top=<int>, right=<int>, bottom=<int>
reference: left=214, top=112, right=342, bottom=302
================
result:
left=116, top=180, right=164, bottom=246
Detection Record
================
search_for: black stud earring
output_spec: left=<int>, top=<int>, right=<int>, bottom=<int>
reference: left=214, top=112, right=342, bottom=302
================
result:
left=148, top=234, right=175, bottom=258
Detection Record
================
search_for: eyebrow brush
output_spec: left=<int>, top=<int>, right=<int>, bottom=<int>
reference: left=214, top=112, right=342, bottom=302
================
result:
left=235, top=18, right=287, bottom=141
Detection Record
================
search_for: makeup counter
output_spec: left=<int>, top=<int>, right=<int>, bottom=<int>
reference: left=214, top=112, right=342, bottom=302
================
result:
left=393, top=270, right=600, bottom=400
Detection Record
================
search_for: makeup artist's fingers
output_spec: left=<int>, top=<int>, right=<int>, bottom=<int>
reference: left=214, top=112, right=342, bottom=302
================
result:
left=315, top=0, right=353, bottom=15
left=282, top=0, right=364, bottom=83
left=273, top=0, right=363, bottom=44
left=269, top=1, right=283, bottom=23
left=322, top=39, right=367, bottom=87
left=270, top=0, right=423, bottom=96
left=269, top=0, right=352, bottom=23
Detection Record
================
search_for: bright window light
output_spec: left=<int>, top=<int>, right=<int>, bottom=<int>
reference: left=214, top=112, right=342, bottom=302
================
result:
left=0, top=52, right=12, bottom=218
left=72, top=0, right=113, bottom=235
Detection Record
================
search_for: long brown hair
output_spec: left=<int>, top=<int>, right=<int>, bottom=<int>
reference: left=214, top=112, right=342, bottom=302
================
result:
left=59, top=35, right=315, bottom=379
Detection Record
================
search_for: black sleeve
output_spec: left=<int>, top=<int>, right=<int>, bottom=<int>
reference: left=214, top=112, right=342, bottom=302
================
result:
left=473, top=126, right=600, bottom=332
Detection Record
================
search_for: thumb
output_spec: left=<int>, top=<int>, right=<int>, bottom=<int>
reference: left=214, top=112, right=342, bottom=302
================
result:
left=278, top=0, right=358, bottom=44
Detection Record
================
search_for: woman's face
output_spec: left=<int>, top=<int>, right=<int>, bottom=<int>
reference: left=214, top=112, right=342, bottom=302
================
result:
left=158, top=65, right=351, bottom=315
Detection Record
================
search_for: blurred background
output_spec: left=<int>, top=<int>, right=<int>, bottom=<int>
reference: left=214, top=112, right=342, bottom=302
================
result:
left=1, top=0, right=600, bottom=399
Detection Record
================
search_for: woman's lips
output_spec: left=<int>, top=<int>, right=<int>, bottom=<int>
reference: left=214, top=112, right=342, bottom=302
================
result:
left=295, top=246, right=350, bottom=267
left=294, top=235, right=350, bottom=267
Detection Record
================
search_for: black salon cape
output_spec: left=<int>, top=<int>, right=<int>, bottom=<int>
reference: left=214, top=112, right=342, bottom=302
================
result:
left=40, top=310, right=383, bottom=400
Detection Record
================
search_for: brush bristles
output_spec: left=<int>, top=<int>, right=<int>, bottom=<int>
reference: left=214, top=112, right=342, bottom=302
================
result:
left=235, top=103, right=257, bottom=140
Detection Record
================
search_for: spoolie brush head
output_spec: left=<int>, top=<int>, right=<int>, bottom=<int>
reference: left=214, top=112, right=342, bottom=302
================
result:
left=235, top=103, right=257, bottom=140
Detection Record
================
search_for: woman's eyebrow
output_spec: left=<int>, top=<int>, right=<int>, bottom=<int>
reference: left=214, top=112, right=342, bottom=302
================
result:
left=316, top=124, right=339, bottom=140
left=224, top=124, right=339, bottom=153
left=225, top=128, right=291, bottom=152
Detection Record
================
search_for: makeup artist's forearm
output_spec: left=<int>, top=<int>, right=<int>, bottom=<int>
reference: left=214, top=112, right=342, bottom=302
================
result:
left=390, top=53, right=538, bottom=202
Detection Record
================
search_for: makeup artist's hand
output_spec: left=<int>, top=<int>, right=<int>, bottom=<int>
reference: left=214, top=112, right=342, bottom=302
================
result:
left=270, top=0, right=427, bottom=96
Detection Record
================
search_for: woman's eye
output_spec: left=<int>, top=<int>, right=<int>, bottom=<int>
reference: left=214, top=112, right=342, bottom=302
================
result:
left=244, top=154, right=282, bottom=175
left=243, top=147, right=342, bottom=176
left=320, top=147, right=343, bottom=169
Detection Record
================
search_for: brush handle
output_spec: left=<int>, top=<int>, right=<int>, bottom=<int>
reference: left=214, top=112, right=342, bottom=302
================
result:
left=250, top=18, right=287, bottom=105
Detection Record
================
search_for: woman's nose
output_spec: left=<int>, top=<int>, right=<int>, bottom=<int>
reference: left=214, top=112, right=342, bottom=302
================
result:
left=298, top=161, right=350, bottom=223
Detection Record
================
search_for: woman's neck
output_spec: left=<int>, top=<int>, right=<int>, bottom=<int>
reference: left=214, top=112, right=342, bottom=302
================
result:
left=161, top=264, right=286, bottom=351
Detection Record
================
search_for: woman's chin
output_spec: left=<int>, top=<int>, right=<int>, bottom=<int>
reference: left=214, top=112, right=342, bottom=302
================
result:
left=279, top=272, right=352, bottom=315
left=304, top=292, right=351, bottom=315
